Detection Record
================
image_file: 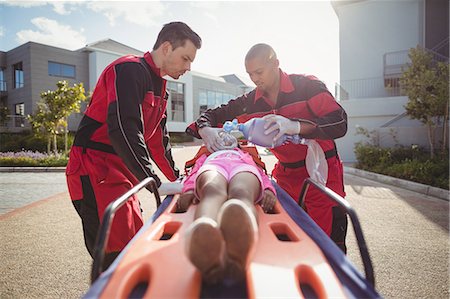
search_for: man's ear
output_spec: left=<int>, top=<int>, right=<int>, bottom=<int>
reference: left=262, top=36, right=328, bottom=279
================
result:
left=273, top=58, right=280, bottom=68
left=161, top=41, right=173, bottom=56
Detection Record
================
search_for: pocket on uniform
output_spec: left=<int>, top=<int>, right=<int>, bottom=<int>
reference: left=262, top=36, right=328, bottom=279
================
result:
left=87, top=151, right=109, bottom=184
left=142, top=93, right=164, bottom=137
left=65, top=152, right=81, bottom=175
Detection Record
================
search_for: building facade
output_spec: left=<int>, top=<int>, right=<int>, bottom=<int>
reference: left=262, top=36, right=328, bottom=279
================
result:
left=332, top=0, right=448, bottom=162
left=0, top=39, right=252, bottom=134
left=0, top=42, right=89, bottom=132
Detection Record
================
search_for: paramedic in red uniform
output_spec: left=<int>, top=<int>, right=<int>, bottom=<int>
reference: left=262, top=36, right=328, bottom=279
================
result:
left=186, top=43, right=348, bottom=252
left=66, top=22, right=202, bottom=268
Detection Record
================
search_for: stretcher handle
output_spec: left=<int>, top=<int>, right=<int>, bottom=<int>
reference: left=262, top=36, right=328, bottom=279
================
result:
left=299, top=178, right=375, bottom=287
left=90, top=177, right=160, bottom=283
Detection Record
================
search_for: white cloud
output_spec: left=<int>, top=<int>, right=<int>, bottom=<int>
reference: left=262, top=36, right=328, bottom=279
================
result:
left=16, top=17, right=87, bottom=50
left=188, top=2, right=220, bottom=26
left=0, top=26, right=4, bottom=37
left=51, top=2, right=71, bottom=15
left=2, top=1, right=45, bottom=8
left=86, top=1, right=166, bottom=27
left=3, top=1, right=80, bottom=15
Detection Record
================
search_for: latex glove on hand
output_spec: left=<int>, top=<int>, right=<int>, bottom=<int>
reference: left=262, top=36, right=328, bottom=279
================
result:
left=260, top=189, right=277, bottom=213
left=158, top=182, right=183, bottom=196
left=262, top=114, right=300, bottom=144
left=198, top=126, right=224, bottom=153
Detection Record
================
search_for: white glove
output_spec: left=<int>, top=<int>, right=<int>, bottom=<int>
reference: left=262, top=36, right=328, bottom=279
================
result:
left=158, top=182, right=183, bottom=196
left=198, top=126, right=224, bottom=152
left=262, top=114, right=301, bottom=143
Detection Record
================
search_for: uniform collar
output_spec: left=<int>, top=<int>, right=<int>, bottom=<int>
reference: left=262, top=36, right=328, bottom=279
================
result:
left=143, top=52, right=163, bottom=77
left=254, top=69, right=294, bottom=103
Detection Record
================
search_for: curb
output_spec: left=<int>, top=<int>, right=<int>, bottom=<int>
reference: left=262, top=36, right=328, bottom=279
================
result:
left=344, top=166, right=449, bottom=201
left=0, top=167, right=66, bottom=172
left=1, top=166, right=447, bottom=201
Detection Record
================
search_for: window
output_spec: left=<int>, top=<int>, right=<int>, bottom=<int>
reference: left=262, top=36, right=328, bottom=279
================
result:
left=14, top=103, right=25, bottom=127
left=0, top=68, right=5, bottom=91
left=15, top=103, right=25, bottom=116
left=13, top=62, right=24, bottom=88
left=198, top=89, right=235, bottom=114
left=167, top=81, right=185, bottom=122
left=199, top=90, right=208, bottom=114
left=48, top=61, right=76, bottom=78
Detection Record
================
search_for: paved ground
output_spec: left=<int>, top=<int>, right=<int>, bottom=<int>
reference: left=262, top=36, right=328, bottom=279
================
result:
left=0, top=145, right=448, bottom=298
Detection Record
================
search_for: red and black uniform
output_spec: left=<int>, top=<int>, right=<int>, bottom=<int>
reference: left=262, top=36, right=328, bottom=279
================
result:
left=187, top=70, right=348, bottom=251
left=66, top=52, right=179, bottom=257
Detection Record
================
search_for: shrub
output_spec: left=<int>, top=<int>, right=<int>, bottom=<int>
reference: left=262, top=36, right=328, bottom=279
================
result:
left=0, top=151, right=68, bottom=167
left=354, top=144, right=448, bottom=190
left=0, top=132, right=74, bottom=153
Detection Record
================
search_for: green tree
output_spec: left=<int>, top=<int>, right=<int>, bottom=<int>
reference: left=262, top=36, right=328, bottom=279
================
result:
left=400, top=46, right=449, bottom=158
left=27, top=81, right=86, bottom=154
left=0, top=105, right=9, bottom=126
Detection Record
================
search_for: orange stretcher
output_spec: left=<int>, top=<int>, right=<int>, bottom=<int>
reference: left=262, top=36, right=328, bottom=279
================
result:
left=84, top=177, right=380, bottom=299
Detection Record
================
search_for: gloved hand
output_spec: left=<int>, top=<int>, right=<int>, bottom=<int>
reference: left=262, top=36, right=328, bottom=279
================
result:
left=198, top=126, right=224, bottom=152
left=158, top=182, right=183, bottom=196
left=262, top=114, right=301, bottom=144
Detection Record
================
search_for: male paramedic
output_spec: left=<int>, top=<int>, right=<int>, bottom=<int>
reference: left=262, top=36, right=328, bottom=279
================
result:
left=186, top=43, right=349, bottom=252
left=66, top=22, right=202, bottom=268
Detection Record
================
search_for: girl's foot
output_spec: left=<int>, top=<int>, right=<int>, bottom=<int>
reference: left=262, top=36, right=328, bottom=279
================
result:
left=185, top=217, right=225, bottom=284
left=217, top=199, right=258, bottom=282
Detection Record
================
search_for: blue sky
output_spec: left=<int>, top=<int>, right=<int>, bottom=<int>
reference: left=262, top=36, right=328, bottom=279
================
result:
left=0, top=0, right=339, bottom=90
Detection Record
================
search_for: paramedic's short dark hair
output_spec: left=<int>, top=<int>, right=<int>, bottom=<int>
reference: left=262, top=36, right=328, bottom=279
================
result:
left=245, top=43, right=277, bottom=63
left=153, top=22, right=202, bottom=50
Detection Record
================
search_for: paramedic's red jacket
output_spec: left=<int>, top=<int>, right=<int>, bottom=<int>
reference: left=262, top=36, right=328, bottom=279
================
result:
left=186, top=70, right=347, bottom=236
left=66, top=52, right=179, bottom=252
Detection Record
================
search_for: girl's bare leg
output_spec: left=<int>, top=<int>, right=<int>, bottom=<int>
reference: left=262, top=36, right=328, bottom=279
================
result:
left=227, top=172, right=260, bottom=216
left=219, top=172, right=261, bottom=282
left=194, top=170, right=228, bottom=221
left=186, top=170, right=228, bottom=284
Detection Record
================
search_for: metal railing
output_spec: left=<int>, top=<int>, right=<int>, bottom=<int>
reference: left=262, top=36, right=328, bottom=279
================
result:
left=336, top=46, right=448, bottom=101
left=91, top=177, right=160, bottom=283
left=431, top=37, right=449, bottom=54
left=338, top=77, right=404, bottom=99
left=384, top=48, right=448, bottom=78
left=299, top=178, right=375, bottom=286
left=383, top=50, right=410, bottom=77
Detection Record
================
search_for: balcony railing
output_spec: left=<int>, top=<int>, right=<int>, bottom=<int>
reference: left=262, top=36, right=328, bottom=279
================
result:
left=336, top=46, right=448, bottom=100
left=337, top=77, right=404, bottom=100
left=384, top=50, right=410, bottom=78
left=384, top=48, right=448, bottom=78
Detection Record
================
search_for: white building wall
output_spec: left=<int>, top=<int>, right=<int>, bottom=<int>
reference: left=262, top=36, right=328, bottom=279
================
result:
left=88, top=51, right=122, bottom=92
left=336, top=0, right=423, bottom=82
left=332, top=0, right=438, bottom=163
left=335, top=96, right=428, bottom=162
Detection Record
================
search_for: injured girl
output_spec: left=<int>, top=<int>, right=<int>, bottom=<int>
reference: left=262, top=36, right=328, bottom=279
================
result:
left=176, top=138, right=277, bottom=284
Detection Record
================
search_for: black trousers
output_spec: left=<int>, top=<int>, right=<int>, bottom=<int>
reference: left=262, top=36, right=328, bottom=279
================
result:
left=330, top=206, right=348, bottom=253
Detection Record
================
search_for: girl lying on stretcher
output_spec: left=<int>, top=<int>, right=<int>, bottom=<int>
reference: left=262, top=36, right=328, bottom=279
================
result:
left=174, top=135, right=277, bottom=284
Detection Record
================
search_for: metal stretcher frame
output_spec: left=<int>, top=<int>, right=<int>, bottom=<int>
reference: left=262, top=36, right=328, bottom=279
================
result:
left=87, top=178, right=381, bottom=299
